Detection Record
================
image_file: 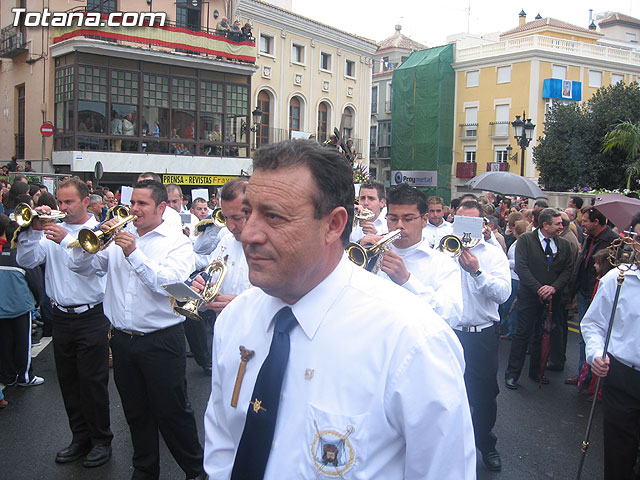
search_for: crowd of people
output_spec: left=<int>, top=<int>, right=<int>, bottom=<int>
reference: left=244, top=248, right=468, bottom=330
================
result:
left=0, top=138, right=639, bottom=480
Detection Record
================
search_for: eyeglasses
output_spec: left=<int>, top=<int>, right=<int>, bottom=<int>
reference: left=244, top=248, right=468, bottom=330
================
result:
left=386, top=214, right=421, bottom=224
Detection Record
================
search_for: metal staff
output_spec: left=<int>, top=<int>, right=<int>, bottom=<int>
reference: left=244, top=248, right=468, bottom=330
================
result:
left=575, top=236, right=638, bottom=479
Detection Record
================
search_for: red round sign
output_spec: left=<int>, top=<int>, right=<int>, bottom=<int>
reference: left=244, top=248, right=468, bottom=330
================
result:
left=40, top=122, right=54, bottom=137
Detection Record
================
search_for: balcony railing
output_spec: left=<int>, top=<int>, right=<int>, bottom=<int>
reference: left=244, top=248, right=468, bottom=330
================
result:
left=458, top=123, right=478, bottom=139
left=256, top=127, right=289, bottom=149
left=0, top=25, right=27, bottom=58
left=456, top=161, right=477, bottom=178
left=52, top=8, right=256, bottom=64
left=384, top=101, right=392, bottom=113
left=486, top=161, right=509, bottom=172
left=370, top=145, right=391, bottom=159
left=15, top=133, right=25, bottom=160
left=488, top=121, right=510, bottom=138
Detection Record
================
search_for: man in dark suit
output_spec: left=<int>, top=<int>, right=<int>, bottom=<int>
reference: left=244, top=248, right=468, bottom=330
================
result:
left=505, top=208, right=574, bottom=389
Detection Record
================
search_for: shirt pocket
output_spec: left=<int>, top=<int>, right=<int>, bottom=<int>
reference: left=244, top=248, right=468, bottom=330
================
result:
left=299, top=403, right=369, bottom=479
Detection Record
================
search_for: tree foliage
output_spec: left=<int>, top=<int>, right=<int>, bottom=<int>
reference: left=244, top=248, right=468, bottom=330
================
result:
left=534, top=82, right=640, bottom=191
left=602, top=121, right=640, bottom=189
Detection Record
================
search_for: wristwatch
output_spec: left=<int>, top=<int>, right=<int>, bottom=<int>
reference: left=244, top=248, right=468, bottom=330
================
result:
left=470, top=269, right=482, bottom=278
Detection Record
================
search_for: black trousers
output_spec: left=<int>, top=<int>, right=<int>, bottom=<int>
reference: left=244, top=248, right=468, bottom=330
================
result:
left=602, top=356, right=640, bottom=480
left=549, top=307, right=569, bottom=366
left=111, top=323, right=203, bottom=480
left=454, top=324, right=499, bottom=454
left=183, top=316, right=212, bottom=370
left=505, top=297, right=563, bottom=381
left=0, top=312, right=33, bottom=384
left=52, top=304, right=112, bottom=445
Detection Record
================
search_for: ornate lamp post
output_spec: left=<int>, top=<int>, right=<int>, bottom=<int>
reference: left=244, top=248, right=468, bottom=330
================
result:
left=511, top=111, right=535, bottom=177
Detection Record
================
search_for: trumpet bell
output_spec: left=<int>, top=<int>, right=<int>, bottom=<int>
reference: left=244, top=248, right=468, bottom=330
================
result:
left=106, top=205, right=130, bottom=221
left=173, top=300, right=202, bottom=321
left=78, top=229, right=106, bottom=254
left=346, top=243, right=367, bottom=267
left=172, top=256, right=228, bottom=321
left=438, top=235, right=463, bottom=258
left=14, top=202, right=66, bottom=227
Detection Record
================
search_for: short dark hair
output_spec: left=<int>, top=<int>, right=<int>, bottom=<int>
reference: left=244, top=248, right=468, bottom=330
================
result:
left=192, top=197, right=208, bottom=206
left=582, top=207, right=607, bottom=226
left=36, top=192, right=57, bottom=209
left=134, top=180, right=168, bottom=206
left=0, top=213, right=9, bottom=237
left=501, top=197, right=512, bottom=208
left=166, top=184, right=183, bottom=197
left=538, top=208, right=561, bottom=227
left=252, top=139, right=354, bottom=246
left=359, top=181, right=385, bottom=201
left=59, top=177, right=90, bottom=200
left=630, top=212, right=640, bottom=232
left=534, top=199, right=549, bottom=208
left=387, top=183, right=428, bottom=215
left=2, top=181, right=29, bottom=209
left=456, top=200, right=483, bottom=217
left=221, top=178, right=248, bottom=202
left=507, top=211, right=523, bottom=228
left=570, top=196, right=584, bottom=209
left=450, top=198, right=461, bottom=211
left=138, top=172, right=162, bottom=183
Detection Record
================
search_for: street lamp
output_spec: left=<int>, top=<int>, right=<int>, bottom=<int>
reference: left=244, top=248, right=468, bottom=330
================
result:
left=241, top=107, right=263, bottom=149
left=511, top=111, right=535, bottom=177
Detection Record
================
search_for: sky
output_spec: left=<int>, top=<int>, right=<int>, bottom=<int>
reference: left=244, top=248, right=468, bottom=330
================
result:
left=291, top=0, right=639, bottom=46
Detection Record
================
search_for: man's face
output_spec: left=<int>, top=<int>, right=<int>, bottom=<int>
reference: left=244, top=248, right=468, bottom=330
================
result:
left=542, top=215, right=564, bottom=238
left=89, top=201, right=103, bottom=214
left=427, top=203, right=444, bottom=226
left=130, top=188, right=165, bottom=235
left=582, top=212, right=600, bottom=237
left=86, top=180, right=93, bottom=191
left=221, top=195, right=246, bottom=241
left=191, top=201, right=209, bottom=221
left=455, top=205, right=482, bottom=220
left=167, top=190, right=182, bottom=212
left=104, top=192, right=117, bottom=208
left=241, top=166, right=334, bottom=303
left=57, top=186, right=89, bottom=223
left=386, top=203, right=427, bottom=249
left=568, top=199, right=577, bottom=209
left=358, top=187, right=384, bottom=218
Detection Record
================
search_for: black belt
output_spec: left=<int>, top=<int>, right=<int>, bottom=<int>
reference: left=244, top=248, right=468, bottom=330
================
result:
left=53, top=302, right=99, bottom=314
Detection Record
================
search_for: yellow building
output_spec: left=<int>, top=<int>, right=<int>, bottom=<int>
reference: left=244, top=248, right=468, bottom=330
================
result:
left=450, top=11, right=640, bottom=197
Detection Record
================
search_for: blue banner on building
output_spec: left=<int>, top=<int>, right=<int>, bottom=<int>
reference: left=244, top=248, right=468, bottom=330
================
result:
left=542, top=78, right=582, bottom=101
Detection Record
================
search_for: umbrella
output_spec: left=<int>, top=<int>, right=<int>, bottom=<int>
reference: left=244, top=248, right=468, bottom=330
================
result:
left=594, top=193, right=640, bottom=232
left=539, top=301, right=554, bottom=389
left=464, top=171, right=547, bottom=199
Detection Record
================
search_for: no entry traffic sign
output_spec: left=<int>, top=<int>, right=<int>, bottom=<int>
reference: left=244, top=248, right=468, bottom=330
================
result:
left=40, top=122, right=54, bottom=137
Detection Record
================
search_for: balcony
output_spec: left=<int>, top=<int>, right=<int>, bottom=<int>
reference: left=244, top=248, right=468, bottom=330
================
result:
left=486, top=162, right=509, bottom=172
left=456, top=162, right=477, bottom=179
left=255, top=127, right=289, bottom=149
left=51, top=8, right=256, bottom=64
left=488, top=121, right=510, bottom=138
left=384, top=101, right=392, bottom=113
left=458, top=123, right=478, bottom=139
left=0, top=25, right=28, bottom=58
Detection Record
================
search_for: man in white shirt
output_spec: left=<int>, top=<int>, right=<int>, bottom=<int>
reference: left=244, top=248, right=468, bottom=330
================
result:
left=68, top=180, right=206, bottom=480
left=203, top=140, right=475, bottom=480
left=452, top=200, right=512, bottom=472
left=17, top=178, right=113, bottom=468
left=582, top=254, right=640, bottom=480
left=368, top=183, right=462, bottom=327
left=349, top=180, right=387, bottom=243
left=137, top=172, right=183, bottom=235
left=422, top=195, right=453, bottom=248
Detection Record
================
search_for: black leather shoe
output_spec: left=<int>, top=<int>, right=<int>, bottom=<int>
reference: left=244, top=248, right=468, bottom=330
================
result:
left=546, top=362, right=565, bottom=372
left=504, top=377, right=518, bottom=390
left=55, top=442, right=91, bottom=463
left=83, top=443, right=112, bottom=468
left=530, top=375, right=551, bottom=385
left=482, top=449, right=502, bottom=471
left=186, top=472, right=208, bottom=480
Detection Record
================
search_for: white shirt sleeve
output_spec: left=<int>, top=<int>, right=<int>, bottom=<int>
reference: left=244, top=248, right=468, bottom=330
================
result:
left=473, top=245, right=512, bottom=305
left=16, top=228, right=48, bottom=269
left=581, top=274, right=613, bottom=365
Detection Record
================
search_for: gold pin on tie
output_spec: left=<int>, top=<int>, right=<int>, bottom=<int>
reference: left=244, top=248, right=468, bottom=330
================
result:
left=305, top=368, right=314, bottom=380
left=230, top=346, right=254, bottom=408
left=250, top=398, right=266, bottom=413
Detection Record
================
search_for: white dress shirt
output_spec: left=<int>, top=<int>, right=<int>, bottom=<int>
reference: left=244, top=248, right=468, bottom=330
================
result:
left=197, top=232, right=250, bottom=296
left=162, top=206, right=184, bottom=235
left=16, top=217, right=106, bottom=306
left=67, top=219, right=195, bottom=333
left=378, top=239, right=463, bottom=327
left=194, top=223, right=228, bottom=256
left=422, top=220, right=453, bottom=249
left=582, top=267, right=640, bottom=368
left=455, top=240, right=511, bottom=327
left=507, top=239, right=519, bottom=281
left=349, top=207, right=388, bottom=243
left=204, top=255, right=476, bottom=480
left=537, top=229, right=558, bottom=254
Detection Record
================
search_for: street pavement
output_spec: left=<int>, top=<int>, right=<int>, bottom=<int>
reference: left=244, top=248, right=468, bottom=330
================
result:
left=0, top=330, right=604, bottom=479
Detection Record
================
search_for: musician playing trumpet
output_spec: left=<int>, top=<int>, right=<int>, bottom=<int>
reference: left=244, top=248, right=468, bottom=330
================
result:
left=350, top=181, right=387, bottom=243
left=362, top=183, right=462, bottom=328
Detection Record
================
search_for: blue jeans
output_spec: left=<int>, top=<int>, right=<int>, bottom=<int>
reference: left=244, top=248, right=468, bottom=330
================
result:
left=577, top=291, right=591, bottom=375
left=499, top=279, right=519, bottom=338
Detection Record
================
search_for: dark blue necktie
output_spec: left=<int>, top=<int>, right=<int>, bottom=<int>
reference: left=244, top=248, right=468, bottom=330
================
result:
left=544, top=238, right=554, bottom=268
left=230, top=307, right=298, bottom=480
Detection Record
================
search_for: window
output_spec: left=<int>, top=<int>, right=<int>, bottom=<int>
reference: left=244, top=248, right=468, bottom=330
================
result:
left=626, top=32, right=637, bottom=43
left=612, top=73, right=624, bottom=85
left=467, top=70, right=479, bottom=87
left=320, top=52, right=332, bottom=71
left=369, top=125, right=377, bottom=156
left=371, top=85, right=378, bottom=114
left=385, top=82, right=392, bottom=112
left=292, top=43, right=305, bottom=64
left=495, top=104, right=509, bottom=136
left=586, top=70, right=602, bottom=88
left=345, top=59, right=355, bottom=77
left=317, top=102, right=328, bottom=143
left=465, top=149, right=476, bottom=163
left=377, top=120, right=391, bottom=157
left=497, top=66, right=511, bottom=84
left=176, top=0, right=201, bottom=31
left=552, top=65, right=567, bottom=80
left=259, top=34, right=274, bottom=55
left=464, top=107, right=478, bottom=136
left=87, top=0, right=116, bottom=14
left=495, top=149, right=508, bottom=162
left=16, top=85, right=25, bottom=159
left=289, top=97, right=301, bottom=131
left=256, top=90, right=271, bottom=149
left=342, top=106, right=354, bottom=140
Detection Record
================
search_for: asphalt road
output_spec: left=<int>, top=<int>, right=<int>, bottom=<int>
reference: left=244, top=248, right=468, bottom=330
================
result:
left=0, top=330, right=604, bottom=479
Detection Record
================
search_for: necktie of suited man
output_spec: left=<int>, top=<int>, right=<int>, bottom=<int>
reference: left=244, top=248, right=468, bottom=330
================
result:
left=544, top=238, right=554, bottom=268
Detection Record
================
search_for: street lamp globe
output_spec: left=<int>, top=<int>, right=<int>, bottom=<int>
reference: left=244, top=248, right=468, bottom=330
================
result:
left=524, top=118, right=535, bottom=141
left=512, top=115, right=524, bottom=139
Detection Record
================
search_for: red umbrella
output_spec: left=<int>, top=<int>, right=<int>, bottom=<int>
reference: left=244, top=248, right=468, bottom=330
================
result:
left=539, top=301, right=554, bottom=389
left=594, top=193, right=640, bottom=232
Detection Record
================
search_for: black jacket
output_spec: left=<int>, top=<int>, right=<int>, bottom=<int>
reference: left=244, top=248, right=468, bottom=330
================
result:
left=569, top=227, right=619, bottom=298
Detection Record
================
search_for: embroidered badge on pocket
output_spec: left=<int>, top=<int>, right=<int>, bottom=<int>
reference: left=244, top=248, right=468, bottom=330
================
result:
left=310, top=419, right=355, bottom=477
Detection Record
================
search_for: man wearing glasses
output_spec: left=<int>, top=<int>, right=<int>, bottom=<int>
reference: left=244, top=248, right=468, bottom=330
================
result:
left=362, top=183, right=462, bottom=327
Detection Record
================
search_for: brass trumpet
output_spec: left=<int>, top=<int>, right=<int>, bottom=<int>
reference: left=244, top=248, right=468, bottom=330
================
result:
left=105, top=205, right=130, bottom=221
left=173, top=255, right=228, bottom=321
left=346, top=229, right=401, bottom=274
left=437, top=217, right=490, bottom=257
left=76, top=214, right=137, bottom=254
left=194, top=208, right=226, bottom=237
left=12, top=203, right=66, bottom=227
left=353, top=207, right=375, bottom=227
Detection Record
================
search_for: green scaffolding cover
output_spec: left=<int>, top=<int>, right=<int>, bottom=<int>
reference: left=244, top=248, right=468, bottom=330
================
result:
left=391, top=44, right=455, bottom=203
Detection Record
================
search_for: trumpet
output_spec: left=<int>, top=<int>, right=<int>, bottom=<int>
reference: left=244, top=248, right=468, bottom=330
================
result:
left=353, top=207, right=375, bottom=227
left=12, top=203, right=66, bottom=227
left=437, top=217, right=490, bottom=257
left=194, top=208, right=226, bottom=237
left=105, top=205, right=130, bottom=221
left=173, top=255, right=228, bottom=321
left=74, top=214, right=137, bottom=254
left=346, top=229, right=401, bottom=274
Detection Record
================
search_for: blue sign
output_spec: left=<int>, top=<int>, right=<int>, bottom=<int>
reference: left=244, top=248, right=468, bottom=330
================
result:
left=542, top=78, right=582, bottom=101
